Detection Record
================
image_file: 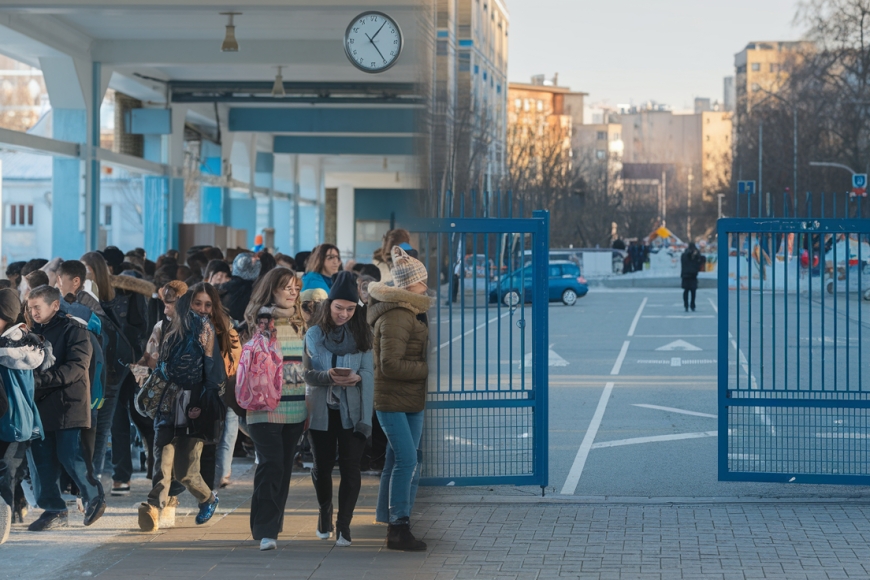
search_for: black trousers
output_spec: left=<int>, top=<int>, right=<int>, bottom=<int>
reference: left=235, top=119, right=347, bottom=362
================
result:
left=308, top=409, right=366, bottom=528
left=683, top=288, right=697, bottom=309
left=247, top=421, right=305, bottom=541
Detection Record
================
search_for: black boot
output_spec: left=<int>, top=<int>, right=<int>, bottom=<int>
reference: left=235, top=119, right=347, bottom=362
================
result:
left=386, top=521, right=427, bottom=551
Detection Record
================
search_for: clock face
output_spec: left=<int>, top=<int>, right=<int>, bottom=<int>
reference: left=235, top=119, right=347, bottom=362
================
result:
left=344, top=11, right=402, bottom=73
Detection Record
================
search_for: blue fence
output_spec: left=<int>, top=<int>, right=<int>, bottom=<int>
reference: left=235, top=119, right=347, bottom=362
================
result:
left=718, top=192, right=870, bottom=484
left=407, top=198, right=550, bottom=490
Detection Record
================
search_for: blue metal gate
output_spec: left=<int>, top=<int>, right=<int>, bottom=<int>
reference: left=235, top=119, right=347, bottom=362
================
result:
left=718, top=194, right=870, bottom=484
left=407, top=207, right=550, bottom=490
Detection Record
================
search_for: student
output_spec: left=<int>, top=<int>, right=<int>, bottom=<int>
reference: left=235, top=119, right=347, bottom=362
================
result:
left=367, top=247, right=434, bottom=551
left=241, top=268, right=307, bottom=551
left=138, top=287, right=224, bottom=532
left=304, top=271, right=373, bottom=547
left=301, top=245, right=342, bottom=292
left=25, top=285, right=105, bottom=531
left=0, top=288, right=47, bottom=544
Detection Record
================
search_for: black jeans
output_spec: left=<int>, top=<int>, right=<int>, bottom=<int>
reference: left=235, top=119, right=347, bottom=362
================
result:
left=112, top=375, right=154, bottom=482
left=308, top=409, right=366, bottom=528
left=0, top=441, right=28, bottom=508
left=683, top=288, right=697, bottom=310
left=247, top=421, right=305, bottom=541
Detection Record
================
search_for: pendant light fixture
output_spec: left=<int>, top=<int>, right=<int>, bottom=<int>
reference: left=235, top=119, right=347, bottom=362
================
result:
left=272, top=66, right=286, bottom=98
left=220, top=12, right=241, bottom=52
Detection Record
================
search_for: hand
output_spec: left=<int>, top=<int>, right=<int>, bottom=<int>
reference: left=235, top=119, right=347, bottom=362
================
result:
left=328, top=369, right=360, bottom=386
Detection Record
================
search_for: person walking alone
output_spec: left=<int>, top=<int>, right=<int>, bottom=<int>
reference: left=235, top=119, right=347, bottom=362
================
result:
left=304, top=271, right=373, bottom=547
left=367, top=246, right=434, bottom=551
left=681, top=243, right=703, bottom=312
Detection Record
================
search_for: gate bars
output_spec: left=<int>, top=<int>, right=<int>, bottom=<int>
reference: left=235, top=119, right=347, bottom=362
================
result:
left=406, top=205, right=549, bottom=491
left=718, top=192, right=870, bottom=484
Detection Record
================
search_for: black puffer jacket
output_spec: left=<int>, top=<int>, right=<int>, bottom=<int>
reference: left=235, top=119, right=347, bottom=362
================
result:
left=32, top=312, right=93, bottom=431
left=218, top=276, right=253, bottom=326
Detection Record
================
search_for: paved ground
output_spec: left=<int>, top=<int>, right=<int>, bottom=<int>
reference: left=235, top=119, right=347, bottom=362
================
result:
left=4, top=286, right=870, bottom=578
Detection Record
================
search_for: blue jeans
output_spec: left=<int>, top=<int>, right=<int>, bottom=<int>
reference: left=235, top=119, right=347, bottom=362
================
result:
left=375, top=410, right=424, bottom=523
left=214, top=408, right=241, bottom=489
left=376, top=440, right=422, bottom=523
left=30, top=428, right=100, bottom=512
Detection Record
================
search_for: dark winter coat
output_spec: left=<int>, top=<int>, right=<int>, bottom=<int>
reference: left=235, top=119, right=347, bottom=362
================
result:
left=218, top=276, right=254, bottom=326
left=106, top=273, right=155, bottom=361
left=367, top=283, right=435, bottom=414
left=681, top=250, right=703, bottom=290
left=32, top=312, right=93, bottom=432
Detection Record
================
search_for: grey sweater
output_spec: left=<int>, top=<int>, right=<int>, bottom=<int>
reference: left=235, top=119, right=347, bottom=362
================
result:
left=303, top=326, right=374, bottom=438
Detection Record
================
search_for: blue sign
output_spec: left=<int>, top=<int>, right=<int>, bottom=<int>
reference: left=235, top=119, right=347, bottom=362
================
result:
left=853, top=174, right=867, bottom=189
left=738, top=181, right=756, bottom=195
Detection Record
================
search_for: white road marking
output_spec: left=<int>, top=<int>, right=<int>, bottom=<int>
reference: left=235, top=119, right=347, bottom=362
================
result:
left=627, top=297, right=648, bottom=337
left=633, top=404, right=718, bottom=419
left=632, top=334, right=717, bottom=338
left=591, top=431, right=717, bottom=449
left=436, top=311, right=511, bottom=351
left=708, top=298, right=775, bottom=435
left=637, top=358, right=717, bottom=365
left=656, top=339, right=702, bottom=351
left=523, top=345, right=569, bottom=368
left=560, top=382, right=614, bottom=495
left=610, top=341, right=630, bottom=375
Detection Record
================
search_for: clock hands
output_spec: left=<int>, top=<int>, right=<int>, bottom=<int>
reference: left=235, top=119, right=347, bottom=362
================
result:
left=370, top=20, right=387, bottom=41
left=365, top=32, right=388, bottom=64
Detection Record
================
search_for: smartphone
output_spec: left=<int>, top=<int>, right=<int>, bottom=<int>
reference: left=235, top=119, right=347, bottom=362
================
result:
left=333, top=367, right=352, bottom=377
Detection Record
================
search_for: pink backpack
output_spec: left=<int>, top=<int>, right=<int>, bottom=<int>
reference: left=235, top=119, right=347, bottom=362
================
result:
left=235, top=316, right=283, bottom=411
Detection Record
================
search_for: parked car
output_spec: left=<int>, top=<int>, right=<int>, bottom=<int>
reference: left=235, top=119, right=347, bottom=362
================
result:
left=489, top=260, right=588, bottom=306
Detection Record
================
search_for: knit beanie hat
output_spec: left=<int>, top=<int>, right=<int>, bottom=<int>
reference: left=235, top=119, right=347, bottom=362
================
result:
left=232, top=253, right=261, bottom=281
left=328, top=271, right=359, bottom=303
left=0, top=288, right=22, bottom=324
left=100, top=246, right=125, bottom=270
left=300, top=288, right=328, bottom=303
left=390, top=246, right=427, bottom=288
left=159, top=280, right=188, bottom=301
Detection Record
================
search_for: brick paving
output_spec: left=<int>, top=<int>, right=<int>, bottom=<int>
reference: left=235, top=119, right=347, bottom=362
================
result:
left=4, top=463, right=870, bottom=580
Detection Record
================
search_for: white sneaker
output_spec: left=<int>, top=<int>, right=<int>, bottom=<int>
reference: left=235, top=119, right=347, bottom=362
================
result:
left=335, top=532, right=351, bottom=547
left=260, top=538, right=277, bottom=551
left=0, top=502, right=11, bottom=545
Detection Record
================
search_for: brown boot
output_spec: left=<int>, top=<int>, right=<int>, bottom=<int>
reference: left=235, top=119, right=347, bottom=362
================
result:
left=138, top=502, right=159, bottom=532
left=386, top=521, right=427, bottom=551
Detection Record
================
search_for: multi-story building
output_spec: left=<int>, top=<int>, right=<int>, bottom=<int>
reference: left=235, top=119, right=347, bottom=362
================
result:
left=574, top=123, right=623, bottom=171
left=733, top=41, right=813, bottom=120
left=431, top=0, right=509, bottom=199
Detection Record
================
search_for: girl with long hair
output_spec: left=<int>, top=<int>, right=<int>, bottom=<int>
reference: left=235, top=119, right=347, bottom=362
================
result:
left=242, top=267, right=308, bottom=551
left=80, top=252, right=115, bottom=303
left=138, top=287, right=225, bottom=532
left=188, top=283, right=241, bottom=492
left=303, top=271, right=373, bottom=547
left=301, top=244, right=341, bottom=293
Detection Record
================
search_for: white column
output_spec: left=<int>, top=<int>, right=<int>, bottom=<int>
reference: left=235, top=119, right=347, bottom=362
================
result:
left=336, top=183, right=355, bottom=259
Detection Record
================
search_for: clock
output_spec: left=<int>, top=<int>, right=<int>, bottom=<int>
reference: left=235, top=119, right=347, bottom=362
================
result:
left=344, top=11, right=403, bottom=73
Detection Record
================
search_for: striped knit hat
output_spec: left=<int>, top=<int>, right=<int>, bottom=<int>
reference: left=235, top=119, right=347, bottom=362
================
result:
left=390, top=246, right=427, bottom=289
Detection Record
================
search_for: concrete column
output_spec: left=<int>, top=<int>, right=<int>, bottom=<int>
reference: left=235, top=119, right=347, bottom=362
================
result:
left=200, top=140, right=223, bottom=224
left=336, top=183, right=355, bottom=258
left=51, top=109, right=86, bottom=258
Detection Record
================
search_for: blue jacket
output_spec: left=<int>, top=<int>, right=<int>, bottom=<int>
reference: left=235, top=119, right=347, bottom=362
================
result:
left=301, top=272, right=333, bottom=293
left=0, top=324, right=48, bottom=442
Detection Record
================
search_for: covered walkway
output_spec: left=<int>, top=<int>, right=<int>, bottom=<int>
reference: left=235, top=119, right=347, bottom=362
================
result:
left=0, top=0, right=426, bottom=262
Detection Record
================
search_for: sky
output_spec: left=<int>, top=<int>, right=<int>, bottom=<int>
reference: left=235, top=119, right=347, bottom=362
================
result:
left=507, top=0, right=803, bottom=110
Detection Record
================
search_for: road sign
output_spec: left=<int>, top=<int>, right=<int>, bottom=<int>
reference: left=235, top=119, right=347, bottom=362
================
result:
left=738, top=181, right=756, bottom=195
left=852, top=173, right=867, bottom=198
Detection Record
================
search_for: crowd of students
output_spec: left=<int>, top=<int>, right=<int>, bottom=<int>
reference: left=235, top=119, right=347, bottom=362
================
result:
left=0, top=227, right=432, bottom=551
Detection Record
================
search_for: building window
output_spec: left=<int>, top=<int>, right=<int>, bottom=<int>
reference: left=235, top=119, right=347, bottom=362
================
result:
left=8, top=204, right=34, bottom=228
left=596, top=131, right=607, bottom=140
left=536, top=100, right=543, bottom=112
left=612, top=132, right=620, bottom=141
left=596, top=149, right=606, bottom=160
left=103, top=205, right=112, bottom=226
left=751, top=63, right=760, bottom=71
left=523, top=99, right=530, bottom=112
left=751, top=83, right=761, bottom=92
left=514, top=98, right=522, bottom=110
left=770, top=63, right=777, bottom=73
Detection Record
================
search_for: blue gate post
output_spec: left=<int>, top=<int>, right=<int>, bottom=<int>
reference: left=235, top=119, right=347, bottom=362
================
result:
left=717, top=220, right=730, bottom=481
left=532, top=210, right=550, bottom=494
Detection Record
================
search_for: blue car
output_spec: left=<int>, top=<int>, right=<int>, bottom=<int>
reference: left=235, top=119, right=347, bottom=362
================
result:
left=489, top=260, right=589, bottom=306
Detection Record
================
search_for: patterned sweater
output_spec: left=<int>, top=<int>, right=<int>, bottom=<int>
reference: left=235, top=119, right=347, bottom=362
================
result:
left=246, top=317, right=308, bottom=425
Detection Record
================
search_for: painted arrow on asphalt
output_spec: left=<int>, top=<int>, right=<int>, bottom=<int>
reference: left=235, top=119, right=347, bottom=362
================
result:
left=655, top=339, right=702, bottom=351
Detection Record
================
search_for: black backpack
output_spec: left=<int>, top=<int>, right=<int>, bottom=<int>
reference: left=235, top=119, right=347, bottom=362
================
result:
left=103, top=292, right=148, bottom=361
